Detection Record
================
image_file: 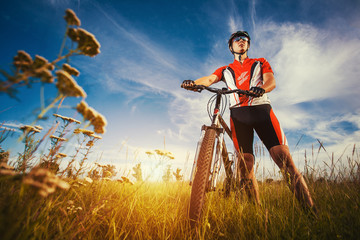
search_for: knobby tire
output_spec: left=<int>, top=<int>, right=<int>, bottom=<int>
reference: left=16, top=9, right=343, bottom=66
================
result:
left=189, top=128, right=216, bottom=227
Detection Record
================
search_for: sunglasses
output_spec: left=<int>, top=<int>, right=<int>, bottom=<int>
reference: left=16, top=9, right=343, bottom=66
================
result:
left=233, top=36, right=249, bottom=42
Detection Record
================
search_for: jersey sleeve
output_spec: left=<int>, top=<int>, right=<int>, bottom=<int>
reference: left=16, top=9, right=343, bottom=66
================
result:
left=261, top=58, right=273, bottom=74
left=212, top=66, right=227, bottom=81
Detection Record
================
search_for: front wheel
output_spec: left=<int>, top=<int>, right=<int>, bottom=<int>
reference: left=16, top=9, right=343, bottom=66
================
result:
left=189, top=128, right=216, bottom=227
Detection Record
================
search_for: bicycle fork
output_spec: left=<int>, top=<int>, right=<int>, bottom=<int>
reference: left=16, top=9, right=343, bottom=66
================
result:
left=189, top=124, right=225, bottom=191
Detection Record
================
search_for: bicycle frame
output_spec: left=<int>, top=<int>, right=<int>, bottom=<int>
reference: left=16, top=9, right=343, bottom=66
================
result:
left=186, top=85, right=254, bottom=226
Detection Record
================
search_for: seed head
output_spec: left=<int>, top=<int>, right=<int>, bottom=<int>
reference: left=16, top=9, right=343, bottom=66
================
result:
left=67, top=28, right=79, bottom=42
left=0, top=162, right=16, bottom=176
left=38, top=69, right=54, bottom=83
left=23, top=167, right=70, bottom=197
left=94, top=125, right=106, bottom=134
left=76, top=101, right=88, bottom=116
left=56, top=70, right=87, bottom=98
left=76, top=28, right=101, bottom=57
left=84, top=177, right=93, bottom=183
left=155, top=149, right=175, bottom=159
left=32, top=55, right=53, bottom=70
left=19, top=125, right=41, bottom=133
left=62, top=63, right=80, bottom=77
left=90, top=134, right=102, bottom=139
left=64, top=9, right=81, bottom=26
left=86, top=140, right=94, bottom=147
left=74, top=128, right=94, bottom=136
left=53, top=113, right=81, bottom=124
left=50, top=135, right=68, bottom=142
left=121, top=176, right=134, bottom=185
left=13, top=50, right=33, bottom=71
left=55, top=153, right=67, bottom=158
left=84, top=106, right=97, bottom=122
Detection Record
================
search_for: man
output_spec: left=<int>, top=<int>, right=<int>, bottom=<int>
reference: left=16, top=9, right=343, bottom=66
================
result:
left=181, top=31, right=316, bottom=212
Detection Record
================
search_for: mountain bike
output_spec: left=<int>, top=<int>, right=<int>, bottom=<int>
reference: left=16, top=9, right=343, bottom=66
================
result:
left=184, top=84, right=255, bottom=227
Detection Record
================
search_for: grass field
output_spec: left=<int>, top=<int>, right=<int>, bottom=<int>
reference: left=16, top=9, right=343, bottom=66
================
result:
left=1, top=169, right=360, bottom=240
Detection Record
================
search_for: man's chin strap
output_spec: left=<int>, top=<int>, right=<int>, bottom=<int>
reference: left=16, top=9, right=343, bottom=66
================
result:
left=230, top=47, right=249, bottom=58
left=232, top=50, right=248, bottom=57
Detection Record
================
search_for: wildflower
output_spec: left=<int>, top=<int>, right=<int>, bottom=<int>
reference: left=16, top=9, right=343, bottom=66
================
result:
left=76, top=101, right=88, bottom=116
left=84, top=177, right=93, bottom=183
left=94, top=125, right=106, bottom=134
left=103, top=170, right=112, bottom=178
left=76, top=101, right=107, bottom=134
left=13, top=50, right=33, bottom=71
left=74, top=128, right=94, bottom=136
left=62, top=63, right=80, bottom=77
left=121, top=176, right=134, bottom=185
left=77, top=28, right=101, bottom=57
left=67, top=28, right=79, bottom=42
left=76, top=181, right=86, bottom=186
left=64, top=9, right=81, bottom=26
left=56, top=70, right=87, bottom=98
left=55, top=153, right=67, bottom=158
left=145, top=150, right=155, bottom=156
left=84, top=107, right=97, bottom=122
left=37, top=69, right=54, bottom=83
left=67, top=28, right=100, bottom=57
left=23, top=167, right=70, bottom=197
left=90, top=134, right=102, bottom=139
left=166, top=152, right=175, bottom=160
left=32, top=55, right=54, bottom=71
left=155, top=149, right=175, bottom=159
left=34, top=125, right=43, bottom=131
left=67, top=204, right=83, bottom=214
left=0, top=150, right=10, bottom=163
left=0, top=162, right=17, bottom=176
left=50, top=135, right=68, bottom=142
left=19, top=125, right=41, bottom=133
left=53, top=113, right=81, bottom=124
left=86, top=140, right=94, bottom=147
left=27, top=55, right=55, bottom=83
left=91, top=113, right=107, bottom=129
left=95, top=163, right=104, bottom=167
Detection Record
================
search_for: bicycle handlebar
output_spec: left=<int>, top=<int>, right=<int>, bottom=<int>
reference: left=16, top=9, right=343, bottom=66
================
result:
left=185, top=84, right=256, bottom=97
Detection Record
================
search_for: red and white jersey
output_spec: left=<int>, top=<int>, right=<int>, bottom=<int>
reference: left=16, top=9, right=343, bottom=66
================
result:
left=213, top=58, right=273, bottom=108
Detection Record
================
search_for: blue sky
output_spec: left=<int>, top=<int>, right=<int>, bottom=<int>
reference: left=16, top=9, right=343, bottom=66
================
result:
left=1, top=0, right=360, bottom=180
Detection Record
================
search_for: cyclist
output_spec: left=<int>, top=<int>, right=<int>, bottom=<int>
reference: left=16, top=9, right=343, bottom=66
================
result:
left=181, top=31, right=316, bottom=212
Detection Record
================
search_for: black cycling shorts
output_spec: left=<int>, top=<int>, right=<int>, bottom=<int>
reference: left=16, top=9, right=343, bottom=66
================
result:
left=230, top=104, right=287, bottom=155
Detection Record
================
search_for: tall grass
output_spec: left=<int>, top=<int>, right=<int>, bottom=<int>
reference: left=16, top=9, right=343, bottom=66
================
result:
left=1, top=160, right=360, bottom=240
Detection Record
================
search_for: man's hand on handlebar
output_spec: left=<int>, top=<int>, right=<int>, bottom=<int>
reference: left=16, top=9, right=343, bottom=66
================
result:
left=181, top=80, right=199, bottom=92
left=249, top=87, right=265, bottom=97
left=181, top=81, right=264, bottom=97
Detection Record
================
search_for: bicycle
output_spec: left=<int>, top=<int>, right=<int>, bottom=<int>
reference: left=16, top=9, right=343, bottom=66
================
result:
left=183, top=84, right=255, bottom=227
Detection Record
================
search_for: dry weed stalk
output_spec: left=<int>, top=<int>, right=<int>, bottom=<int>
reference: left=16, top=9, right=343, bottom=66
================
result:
left=16, top=125, right=42, bottom=173
left=0, top=9, right=105, bottom=134
left=70, top=129, right=103, bottom=179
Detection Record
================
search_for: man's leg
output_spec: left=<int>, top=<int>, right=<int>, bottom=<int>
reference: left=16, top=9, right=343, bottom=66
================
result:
left=269, top=145, right=316, bottom=211
left=239, top=152, right=261, bottom=205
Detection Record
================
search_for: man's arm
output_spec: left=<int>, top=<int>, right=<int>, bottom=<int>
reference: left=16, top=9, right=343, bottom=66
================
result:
left=249, top=72, right=276, bottom=97
left=194, top=74, right=219, bottom=86
left=181, top=74, right=219, bottom=89
left=262, top=72, right=276, bottom=93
